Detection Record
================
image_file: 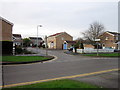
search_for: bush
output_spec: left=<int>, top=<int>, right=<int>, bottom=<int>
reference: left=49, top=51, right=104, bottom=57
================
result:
left=15, top=46, right=23, bottom=54
left=42, top=44, right=46, bottom=48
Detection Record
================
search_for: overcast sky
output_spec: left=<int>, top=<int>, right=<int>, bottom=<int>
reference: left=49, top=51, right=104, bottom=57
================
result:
left=0, top=0, right=118, bottom=40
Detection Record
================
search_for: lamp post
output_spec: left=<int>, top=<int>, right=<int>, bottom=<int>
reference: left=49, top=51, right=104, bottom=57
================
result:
left=37, top=25, right=42, bottom=53
left=45, top=35, right=48, bottom=56
left=95, top=39, right=100, bottom=56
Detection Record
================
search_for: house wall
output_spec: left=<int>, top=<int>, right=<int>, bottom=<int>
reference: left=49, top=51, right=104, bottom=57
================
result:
left=0, top=19, right=2, bottom=41
left=84, top=44, right=94, bottom=49
left=2, top=20, right=13, bottom=41
left=13, top=36, right=22, bottom=46
left=0, top=17, right=13, bottom=55
left=47, top=36, right=56, bottom=49
left=30, top=39, right=42, bottom=45
left=99, top=32, right=117, bottom=49
left=56, top=33, right=73, bottom=49
left=0, top=19, right=2, bottom=56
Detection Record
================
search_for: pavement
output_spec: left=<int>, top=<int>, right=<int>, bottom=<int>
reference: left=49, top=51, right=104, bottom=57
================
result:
left=1, top=47, right=119, bottom=88
left=71, top=71, right=119, bottom=88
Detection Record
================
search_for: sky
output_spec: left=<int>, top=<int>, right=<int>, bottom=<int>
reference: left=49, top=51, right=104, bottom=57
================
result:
left=0, top=0, right=118, bottom=40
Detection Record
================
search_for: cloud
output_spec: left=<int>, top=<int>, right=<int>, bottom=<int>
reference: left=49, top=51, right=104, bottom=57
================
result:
left=1, top=1, right=118, bottom=40
left=1, top=0, right=119, bottom=3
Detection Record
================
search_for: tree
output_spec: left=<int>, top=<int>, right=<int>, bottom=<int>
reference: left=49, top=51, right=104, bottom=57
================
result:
left=82, top=21, right=105, bottom=46
left=23, top=38, right=31, bottom=47
left=80, top=42, right=84, bottom=53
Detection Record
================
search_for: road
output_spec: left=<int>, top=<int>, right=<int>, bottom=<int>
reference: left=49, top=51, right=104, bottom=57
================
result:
left=2, top=48, right=119, bottom=88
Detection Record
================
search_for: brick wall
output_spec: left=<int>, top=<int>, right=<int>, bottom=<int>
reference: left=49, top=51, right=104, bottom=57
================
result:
left=2, top=20, right=13, bottom=41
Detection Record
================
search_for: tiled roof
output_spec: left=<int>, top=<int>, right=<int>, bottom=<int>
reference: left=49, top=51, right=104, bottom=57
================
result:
left=29, top=37, right=42, bottom=40
left=107, top=31, right=120, bottom=36
left=48, top=32, right=65, bottom=37
left=65, top=41, right=76, bottom=44
left=13, top=34, right=22, bottom=38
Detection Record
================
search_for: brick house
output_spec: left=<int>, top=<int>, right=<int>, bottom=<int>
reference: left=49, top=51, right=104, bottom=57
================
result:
left=84, top=44, right=95, bottom=49
left=29, top=37, right=43, bottom=47
left=47, top=32, right=73, bottom=49
left=13, top=34, right=23, bottom=46
left=0, top=16, right=14, bottom=55
left=99, top=31, right=120, bottom=49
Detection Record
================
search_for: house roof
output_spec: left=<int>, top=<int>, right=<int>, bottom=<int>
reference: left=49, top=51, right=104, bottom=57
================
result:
left=13, top=34, right=22, bottom=38
left=0, top=16, right=14, bottom=25
left=29, top=37, right=42, bottom=40
left=107, top=31, right=120, bottom=36
left=65, top=41, right=76, bottom=44
left=48, top=32, right=65, bottom=37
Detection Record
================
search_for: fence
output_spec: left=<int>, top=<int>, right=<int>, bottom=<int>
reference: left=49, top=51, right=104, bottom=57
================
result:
left=74, top=48, right=114, bottom=53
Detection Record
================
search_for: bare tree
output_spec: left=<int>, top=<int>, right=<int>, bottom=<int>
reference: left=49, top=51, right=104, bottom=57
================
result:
left=82, top=22, right=105, bottom=45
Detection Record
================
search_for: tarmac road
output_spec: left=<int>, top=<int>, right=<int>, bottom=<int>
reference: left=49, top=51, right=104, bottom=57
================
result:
left=2, top=48, right=119, bottom=88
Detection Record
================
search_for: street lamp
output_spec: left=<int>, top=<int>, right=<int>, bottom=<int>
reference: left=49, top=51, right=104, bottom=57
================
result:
left=95, top=39, right=100, bottom=56
left=37, top=25, right=42, bottom=53
left=45, top=35, right=48, bottom=56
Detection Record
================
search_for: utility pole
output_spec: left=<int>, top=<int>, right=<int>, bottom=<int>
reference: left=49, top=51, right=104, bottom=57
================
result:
left=45, top=35, right=48, bottom=56
left=37, top=25, right=42, bottom=53
left=95, top=39, right=100, bottom=56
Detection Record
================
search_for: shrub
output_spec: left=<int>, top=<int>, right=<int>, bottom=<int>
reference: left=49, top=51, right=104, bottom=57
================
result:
left=15, top=46, right=23, bottom=54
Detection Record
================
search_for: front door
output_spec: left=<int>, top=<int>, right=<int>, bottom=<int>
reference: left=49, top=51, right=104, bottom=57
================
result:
left=63, top=43, right=67, bottom=50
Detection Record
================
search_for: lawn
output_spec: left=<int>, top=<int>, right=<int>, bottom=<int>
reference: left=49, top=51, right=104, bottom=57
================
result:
left=3, top=79, right=100, bottom=89
left=2, top=56, right=49, bottom=62
left=83, top=53, right=119, bottom=57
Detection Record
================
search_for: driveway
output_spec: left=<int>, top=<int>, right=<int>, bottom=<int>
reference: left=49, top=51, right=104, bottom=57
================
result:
left=2, top=48, right=119, bottom=88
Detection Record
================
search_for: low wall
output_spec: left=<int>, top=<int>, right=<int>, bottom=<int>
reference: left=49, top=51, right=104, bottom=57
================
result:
left=74, top=49, right=114, bottom=53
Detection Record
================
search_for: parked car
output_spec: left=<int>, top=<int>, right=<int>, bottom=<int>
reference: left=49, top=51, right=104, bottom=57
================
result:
left=68, top=47, right=73, bottom=51
left=114, top=49, right=120, bottom=52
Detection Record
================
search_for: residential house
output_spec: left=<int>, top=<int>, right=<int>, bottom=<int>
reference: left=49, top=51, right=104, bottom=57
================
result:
left=47, top=32, right=73, bottom=49
left=84, top=44, right=95, bottom=49
left=29, top=37, right=43, bottom=47
left=13, top=34, right=23, bottom=46
left=99, top=31, right=120, bottom=49
left=0, top=16, right=13, bottom=55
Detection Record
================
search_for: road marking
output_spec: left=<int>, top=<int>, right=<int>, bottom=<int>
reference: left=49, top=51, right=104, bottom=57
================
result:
left=43, top=54, right=58, bottom=63
left=1, top=68, right=119, bottom=88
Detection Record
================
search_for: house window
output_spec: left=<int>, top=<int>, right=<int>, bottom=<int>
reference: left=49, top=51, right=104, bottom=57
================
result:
left=116, top=36, right=118, bottom=40
left=50, top=42, right=54, bottom=48
left=105, top=37, right=108, bottom=40
left=61, top=37, right=64, bottom=40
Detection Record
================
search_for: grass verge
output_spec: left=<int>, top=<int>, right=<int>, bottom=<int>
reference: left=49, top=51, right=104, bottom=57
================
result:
left=2, top=56, right=49, bottom=62
left=3, top=79, right=100, bottom=89
left=83, top=53, right=119, bottom=57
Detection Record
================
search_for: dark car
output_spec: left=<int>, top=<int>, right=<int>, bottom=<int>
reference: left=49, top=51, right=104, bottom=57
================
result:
left=114, top=49, right=120, bottom=52
left=68, top=47, right=73, bottom=51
